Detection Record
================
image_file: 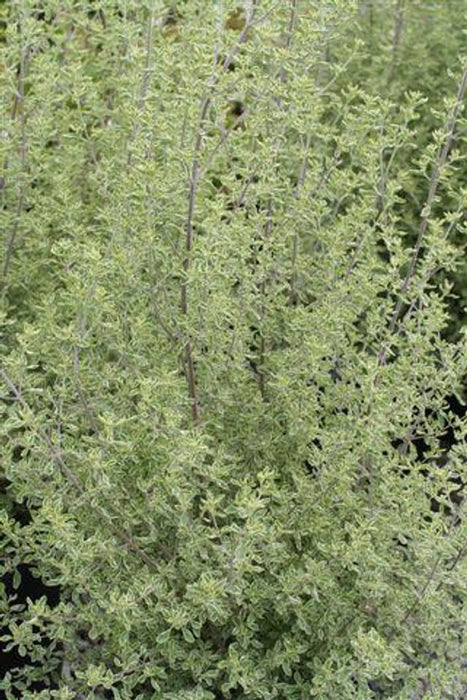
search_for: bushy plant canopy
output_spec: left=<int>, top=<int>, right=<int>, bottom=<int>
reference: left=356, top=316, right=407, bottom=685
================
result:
left=1, top=1, right=466, bottom=698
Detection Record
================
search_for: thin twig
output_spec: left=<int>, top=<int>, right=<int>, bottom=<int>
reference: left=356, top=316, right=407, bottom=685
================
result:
left=2, top=45, right=29, bottom=289
left=399, top=552, right=443, bottom=627
left=394, top=208, right=463, bottom=332
left=201, top=107, right=249, bottom=176
left=279, top=0, right=298, bottom=83
left=378, top=68, right=467, bottom=368
left=255, top=0, right=298, bottom=397
left=0, top=368, right=159, bottom=571
left=181, top=6, right=261, bottom=425
left=289, top=133, right=312, bottom=303
left=399, top=506, right=465, bottom=628
left=127, top=10, right=155, bottom=167
left=289, top=144, right=342, bottom=303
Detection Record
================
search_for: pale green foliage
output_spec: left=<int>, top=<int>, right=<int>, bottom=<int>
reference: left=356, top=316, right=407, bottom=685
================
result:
left=1, top=1, right=466, bottom=698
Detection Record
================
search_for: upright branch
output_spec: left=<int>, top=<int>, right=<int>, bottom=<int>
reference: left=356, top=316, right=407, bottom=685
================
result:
left=256, top=0, right=297, bottom=397
left=126, top=9, right=155, bottom=167
left=288, top=133, right=316, bottom=304
left=377, top=68, right=467, bottom=368
left=2, top=43, right=29, bottom=290
left=180, top=9, right=258, bottom=425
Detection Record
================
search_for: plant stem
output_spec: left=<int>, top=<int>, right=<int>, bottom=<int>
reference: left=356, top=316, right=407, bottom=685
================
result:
left=378, top=68, right=467, bottom=367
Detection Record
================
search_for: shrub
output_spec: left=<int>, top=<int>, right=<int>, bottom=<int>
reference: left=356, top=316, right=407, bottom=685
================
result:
left=1, top=2, right=466, bottom=698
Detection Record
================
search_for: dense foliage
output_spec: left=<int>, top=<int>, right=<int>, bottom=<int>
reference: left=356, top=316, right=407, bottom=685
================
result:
left=1, top=1, right=466, bottom=698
